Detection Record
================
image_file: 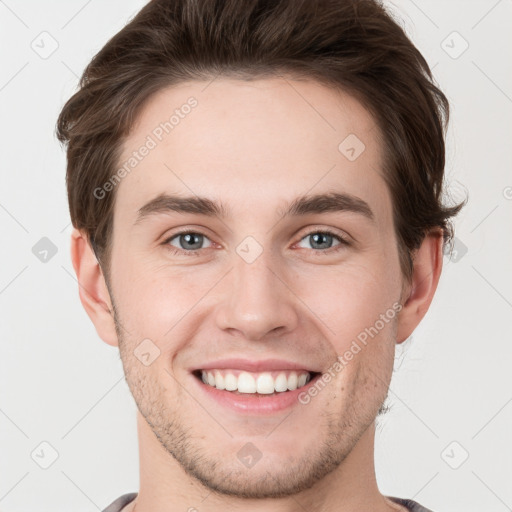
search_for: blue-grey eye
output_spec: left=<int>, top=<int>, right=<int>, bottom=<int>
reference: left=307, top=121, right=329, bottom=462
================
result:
left=297, top=231, right=344, bottom=250
left=168, top=232, right=212, bottom=251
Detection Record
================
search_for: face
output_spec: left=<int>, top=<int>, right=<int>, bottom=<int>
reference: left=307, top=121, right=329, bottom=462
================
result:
left=107, top=77, right=405, bottom=498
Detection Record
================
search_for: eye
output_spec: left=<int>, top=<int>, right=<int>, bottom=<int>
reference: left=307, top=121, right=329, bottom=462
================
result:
left=164, top=231, right=213, bottom=255
left=162, top=228, right=350, bottom=257
left=296, top=229, right=349, bottom=253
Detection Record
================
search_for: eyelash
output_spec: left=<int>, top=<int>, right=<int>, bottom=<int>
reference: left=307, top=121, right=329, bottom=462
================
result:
left=162, top=228, right=350, bottom=257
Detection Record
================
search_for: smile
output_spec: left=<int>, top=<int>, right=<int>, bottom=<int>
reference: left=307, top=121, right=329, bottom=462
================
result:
left=191, top=369, right=323, bottom=414
left=195, top=369, right=319, bottom=395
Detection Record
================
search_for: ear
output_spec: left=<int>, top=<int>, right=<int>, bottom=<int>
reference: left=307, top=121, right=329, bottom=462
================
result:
left=396, top=229, right=444, bottom=344
left=70, top=228, right=119, bottom=347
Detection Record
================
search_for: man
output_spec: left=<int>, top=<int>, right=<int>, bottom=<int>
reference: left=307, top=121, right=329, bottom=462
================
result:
left=56, top=0, right=464, bottom=510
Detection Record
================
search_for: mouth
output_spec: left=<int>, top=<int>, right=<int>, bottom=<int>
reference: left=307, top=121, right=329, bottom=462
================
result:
left=191, top=369, right=322, bottom=396
left=188, top=358, right=324, bottom=414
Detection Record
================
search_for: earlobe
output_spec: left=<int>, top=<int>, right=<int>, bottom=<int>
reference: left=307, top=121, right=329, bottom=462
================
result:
left=396, top=229, right=444, bottom=344
left=70, top=228, right=119, bottom=347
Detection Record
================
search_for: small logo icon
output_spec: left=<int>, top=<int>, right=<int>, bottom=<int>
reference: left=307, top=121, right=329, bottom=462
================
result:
left=237, top=442, right=263, bottom=468
left=32, top=237, right=58, bottom=263
left=338, top=134, right=366, bottom=161
left=441, top=440, right=469, bottom=469
left=31, top=31, right=59, bottom=59
left=31, top=441, right=59, bottom=469
left=444, top=237, right=468, bottom=263
left=134, top=338, right=161, bottom=366
left=236, top=236, right=263, bottom=264
left=441, top=31, right=469, bottom=59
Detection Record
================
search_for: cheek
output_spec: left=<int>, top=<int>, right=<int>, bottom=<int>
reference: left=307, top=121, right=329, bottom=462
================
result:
left=294, top=257, right=402, bottom=353
left=111, top=256, right=214, bottom=341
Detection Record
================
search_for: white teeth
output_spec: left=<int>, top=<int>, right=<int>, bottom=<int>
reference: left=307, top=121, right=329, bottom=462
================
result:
left=274, top=372, right=288, bottom=392
left=238, top=372, right=256, bottom=393
left=256, top=373, right=275, bottom=394
left=224, top=373, right=238, bottom=391
left=214, top=370, right=225, bottom=390
left=199, top=369, right=312, bottom=394
left=287, top=372, right=298, bottom=391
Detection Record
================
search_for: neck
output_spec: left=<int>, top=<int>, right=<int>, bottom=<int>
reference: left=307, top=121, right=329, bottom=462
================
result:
left=127, top=411, right=402, bottom=512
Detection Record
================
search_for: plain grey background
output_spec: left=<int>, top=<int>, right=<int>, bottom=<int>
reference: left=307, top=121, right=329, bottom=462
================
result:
left=0, top=1, right=511, bottom=511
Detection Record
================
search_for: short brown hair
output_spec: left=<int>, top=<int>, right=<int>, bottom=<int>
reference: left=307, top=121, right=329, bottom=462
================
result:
left=56, top=0, right=465, bottom=283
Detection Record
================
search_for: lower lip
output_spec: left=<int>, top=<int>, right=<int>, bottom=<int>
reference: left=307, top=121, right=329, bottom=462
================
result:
left=192, top=372, right=321, bottom=414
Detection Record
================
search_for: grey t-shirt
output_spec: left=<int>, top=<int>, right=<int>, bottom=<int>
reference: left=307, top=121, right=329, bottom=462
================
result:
left=102, top=493, right=434, bottom=511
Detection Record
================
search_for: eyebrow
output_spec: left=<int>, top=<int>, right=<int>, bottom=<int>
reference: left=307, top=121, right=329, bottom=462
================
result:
left=134, top=191, right=375, bottom=225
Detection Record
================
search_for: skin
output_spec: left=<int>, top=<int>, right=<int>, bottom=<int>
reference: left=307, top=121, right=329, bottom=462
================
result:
left=71, top=77, right=443, bottom=512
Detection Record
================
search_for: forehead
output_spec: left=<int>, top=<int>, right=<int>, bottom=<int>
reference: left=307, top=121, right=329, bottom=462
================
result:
left=114, top=76, right=390, bottom=226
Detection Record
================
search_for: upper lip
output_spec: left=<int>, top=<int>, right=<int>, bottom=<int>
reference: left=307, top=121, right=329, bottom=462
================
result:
left=192, top=358, right=320, bottom=373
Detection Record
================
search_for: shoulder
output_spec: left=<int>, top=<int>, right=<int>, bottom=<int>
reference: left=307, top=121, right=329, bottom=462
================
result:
left=102, top=493, right=138, bottom=512
left=387, top=495, right=435, bottom=512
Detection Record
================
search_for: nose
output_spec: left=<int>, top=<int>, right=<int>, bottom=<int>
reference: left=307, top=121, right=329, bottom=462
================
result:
left=215, top=249, right=299, bottom=341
